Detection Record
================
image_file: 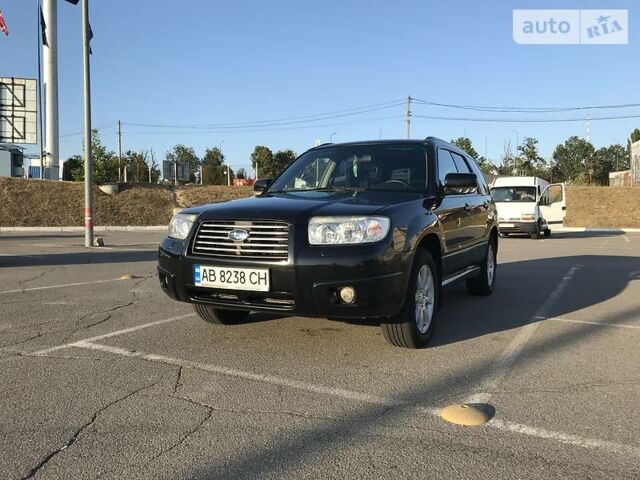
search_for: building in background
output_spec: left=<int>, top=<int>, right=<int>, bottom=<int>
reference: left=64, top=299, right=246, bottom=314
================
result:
left=0, top=144, right=25, bottom=177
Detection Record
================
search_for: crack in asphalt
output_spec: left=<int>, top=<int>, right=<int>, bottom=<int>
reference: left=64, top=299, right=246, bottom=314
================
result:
left=16, top=270, right=50, bottom=291
left=20, top=381, right=157, bottom=480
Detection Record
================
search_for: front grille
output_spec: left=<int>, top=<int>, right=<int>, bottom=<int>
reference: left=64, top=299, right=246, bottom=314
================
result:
left=192, top=220, right=289, bottom=260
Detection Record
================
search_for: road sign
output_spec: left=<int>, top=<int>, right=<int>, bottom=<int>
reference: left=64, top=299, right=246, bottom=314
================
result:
left=0, top=77, right=37, bottom=144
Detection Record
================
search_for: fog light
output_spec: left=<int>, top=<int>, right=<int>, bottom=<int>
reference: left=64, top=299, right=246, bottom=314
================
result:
left=338, top=286, right=356, bottom=304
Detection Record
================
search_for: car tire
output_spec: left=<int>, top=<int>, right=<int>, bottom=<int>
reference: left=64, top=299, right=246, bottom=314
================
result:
left=193, top=304, right=249, bottom=325
left=381, top=249, right=439, bottom=349
left=544, top=228, right=551, bottom=237
left=530, top=230, right=542, bottom=239
left=466, top=240, right=497, bottom=296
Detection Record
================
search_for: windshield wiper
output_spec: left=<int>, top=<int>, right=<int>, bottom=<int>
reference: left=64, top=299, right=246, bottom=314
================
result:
left=268, top=186, right=365, bottom=194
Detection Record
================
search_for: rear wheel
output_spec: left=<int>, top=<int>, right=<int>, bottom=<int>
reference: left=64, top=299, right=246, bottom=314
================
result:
left=530, top=230, right=542, bottom=239
left=381, top=249, right=439, bottom=349
left=193, top=304, right=249, bottom=325
left=466, top=240, right=497, bottom=295
left=544, top=228, right=551, bottom=237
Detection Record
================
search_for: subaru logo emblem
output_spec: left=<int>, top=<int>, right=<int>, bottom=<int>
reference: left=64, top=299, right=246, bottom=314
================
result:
left=228, top=228, right=249, bottom=242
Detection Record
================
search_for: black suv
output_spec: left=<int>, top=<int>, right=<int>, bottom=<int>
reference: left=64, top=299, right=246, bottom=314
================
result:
left=158, top=137, right=498, bottom=348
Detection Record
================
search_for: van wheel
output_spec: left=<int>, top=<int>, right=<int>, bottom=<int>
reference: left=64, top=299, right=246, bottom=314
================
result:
left=466, top=241, right=497, bottom=296
left=381, top=249, right=439, bottom=349
left=193, top=304, right=249, bottom=325
left=530, top=230, right=542, bottom=239
left=544, top=229, right=551, bottom=237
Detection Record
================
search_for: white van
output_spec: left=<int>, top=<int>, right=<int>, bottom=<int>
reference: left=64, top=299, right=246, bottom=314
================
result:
left=490, top=176, right=566, bottom=239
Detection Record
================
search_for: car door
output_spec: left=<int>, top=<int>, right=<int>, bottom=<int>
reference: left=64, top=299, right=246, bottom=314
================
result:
left=449, top=151, right=483, bottom=251
left=436, top=148, right=470, bottom=274
left=539, top=183, right=566, bottom=225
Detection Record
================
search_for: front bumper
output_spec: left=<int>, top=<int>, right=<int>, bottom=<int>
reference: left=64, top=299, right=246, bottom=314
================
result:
left=499, top=221, right=539, bottom=234
left=158, top=235, right=412, bottom=319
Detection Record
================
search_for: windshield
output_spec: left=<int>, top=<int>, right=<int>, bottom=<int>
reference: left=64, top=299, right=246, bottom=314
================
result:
left=491, top=186, right=537, bottom=203
left=267, top=144, right=428, bottom=193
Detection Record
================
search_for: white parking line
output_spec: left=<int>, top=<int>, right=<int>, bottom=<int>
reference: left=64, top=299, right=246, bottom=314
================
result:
left=623, top=236, right=631, bottom=243
left=73, top=340, right=411, bottom=409
left=70, top=340, right=640, bottom=459
left=30, top=313, right=195, bottom=356
left=487, top=418, right=640, bottom=458
left=0, top=278, right=123, bottom=295
left=464, top=266, right=579, bottom=405
left=543, top=316, right=640, bottom=330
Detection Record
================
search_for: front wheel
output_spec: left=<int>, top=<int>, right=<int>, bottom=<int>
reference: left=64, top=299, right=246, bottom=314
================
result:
left=466, top=241, right=497, bottom=295
left=381, top=249, right=439, bottom=348
left=193, top=304, right=249, bottom=325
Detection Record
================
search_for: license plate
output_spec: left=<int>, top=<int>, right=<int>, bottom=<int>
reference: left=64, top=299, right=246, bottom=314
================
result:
left=500, top=223, right=515, bottom=228
left=194, top=265, right=270, bottom=292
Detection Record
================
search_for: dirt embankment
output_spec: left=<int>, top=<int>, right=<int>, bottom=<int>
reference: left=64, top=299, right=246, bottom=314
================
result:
left=0, top=178, right=252, bottom=227
left=564, top=186, right=640, bottom=228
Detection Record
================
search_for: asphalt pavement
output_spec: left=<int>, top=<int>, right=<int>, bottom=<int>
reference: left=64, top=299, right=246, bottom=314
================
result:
left=0, top=230, right=638, bottom=479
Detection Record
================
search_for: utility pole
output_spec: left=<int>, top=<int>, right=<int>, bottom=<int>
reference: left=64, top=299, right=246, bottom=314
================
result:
left=117, top=120, right=122, bottom=182
left=586, top=114, right=590, bottom=143
left=81, top=0, right=93, bottom=247
left=227, top=166, right=231, bottom=186
left=36, top=1, right=45, bottom=179
left=174, top=161, right=178, bottom=186
left=42, top=0, right=59, bottom=180
left=406, top=95, right=412, bottom=139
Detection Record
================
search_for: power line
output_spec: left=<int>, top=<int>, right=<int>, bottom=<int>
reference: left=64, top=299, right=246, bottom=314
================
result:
left=412, top=97, right=640, bottom=113
left=412, top=113, right=640, bottom=123
left=122, top=115, right=404, bottom=134
left=123, top=100, right=405, bottom=130
left=59, top=121, right=115, bottom=138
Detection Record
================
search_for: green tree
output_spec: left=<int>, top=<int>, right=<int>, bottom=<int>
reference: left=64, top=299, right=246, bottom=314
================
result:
left=551, top=136, right=595, bottom=184
left=165, top=145, right=199, bottom=183
left=630, top=128, right=640, bottom=143
left=517, top=137, right=547, bottom=178
left=63, top=155, right=82, bottom=181
left=593, top=144, right=628, bottom=185
left=201, top=147, right=234, bottom=185
left=235, top=168, right=247, bottom=179
left=271, top=149, right=297, bottom=178
left=71, top=129, right=119, bottom=183
left=250, top=145, right=274, bottom=179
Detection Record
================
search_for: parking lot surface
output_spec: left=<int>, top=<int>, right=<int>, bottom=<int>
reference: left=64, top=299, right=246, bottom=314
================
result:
left=1, top=230, right=639, bottom=479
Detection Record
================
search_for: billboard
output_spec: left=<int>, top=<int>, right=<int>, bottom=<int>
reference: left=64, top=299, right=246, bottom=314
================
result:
left=0, top=78, right=37, bottom=144
left=631, top=140, right=640, bottom=186
left=162, top=160, right=190, bottom=182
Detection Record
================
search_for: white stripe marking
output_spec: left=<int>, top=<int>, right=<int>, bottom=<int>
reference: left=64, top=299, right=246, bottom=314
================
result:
left=487, top=418, right=640, bottom=458
left=74, top=340, right=408, bottom=408
left=623, top=236, right=631, bottom=243
left=544, top=316, right=640, bottom=330
left=72, top=340, right=640, bottom=458
left=0, top=278, right=123, bottom=295
left=465, top=266, right=578, bottom=405
left=30, top=313, right=195, bottom=356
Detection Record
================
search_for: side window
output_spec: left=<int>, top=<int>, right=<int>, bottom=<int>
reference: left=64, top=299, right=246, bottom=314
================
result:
left=450, top=152, right=471, bottom=174
left=437, top=149, right=458, bottom=187
left=466, top=157, right=490, bottom=195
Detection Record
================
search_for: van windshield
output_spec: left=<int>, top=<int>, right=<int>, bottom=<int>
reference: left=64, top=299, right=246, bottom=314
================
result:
left=491, top=186, right=537, bottom=202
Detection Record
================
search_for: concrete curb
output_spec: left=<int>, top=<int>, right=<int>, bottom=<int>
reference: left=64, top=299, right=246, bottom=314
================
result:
left=555, top=227, right=640, bottom=233
left=0, top=226, right=167, bottom=232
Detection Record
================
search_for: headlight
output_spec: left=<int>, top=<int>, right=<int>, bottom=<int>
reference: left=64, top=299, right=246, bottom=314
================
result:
left=168, top=213, right=197, bottom=240
left=308, top=216, right=390, bottom=245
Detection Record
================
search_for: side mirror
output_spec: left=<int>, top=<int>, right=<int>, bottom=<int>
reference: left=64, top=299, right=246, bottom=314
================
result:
left=253, top=178, right=272, bottom=193
left=443, top=173, right=477, bottom=195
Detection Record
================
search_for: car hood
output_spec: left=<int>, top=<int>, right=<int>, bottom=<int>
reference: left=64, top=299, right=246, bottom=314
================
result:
left=182, top=190, right=423, bottom=224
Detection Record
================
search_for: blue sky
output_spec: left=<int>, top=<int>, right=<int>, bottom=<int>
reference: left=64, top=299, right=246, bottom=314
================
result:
left=2, top=0, right=639, bottom=175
